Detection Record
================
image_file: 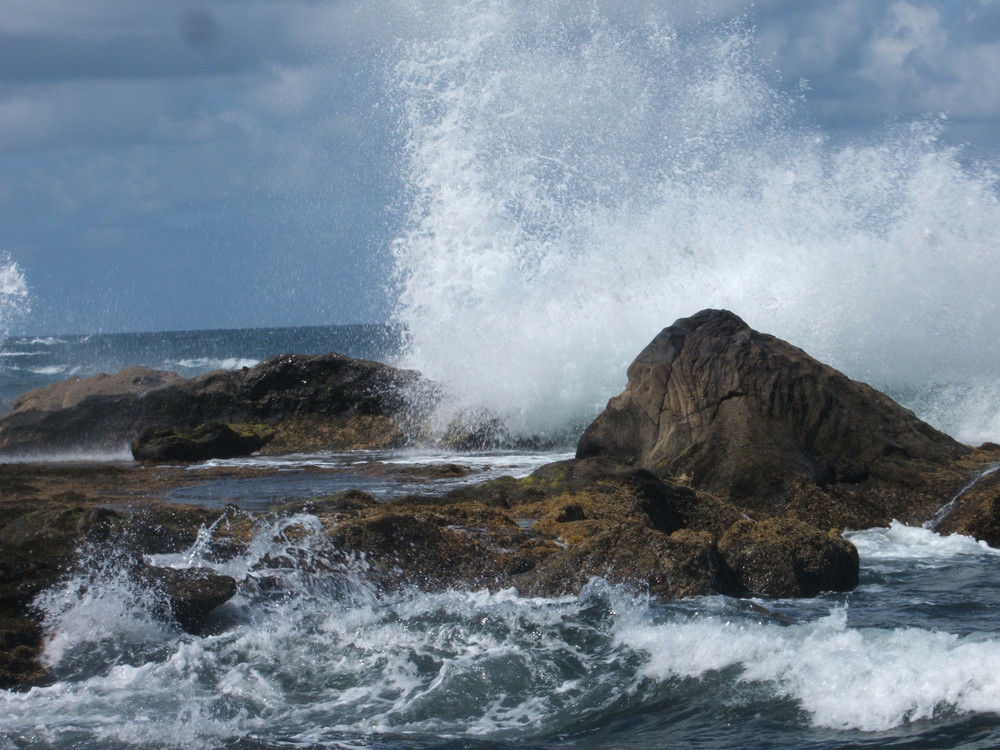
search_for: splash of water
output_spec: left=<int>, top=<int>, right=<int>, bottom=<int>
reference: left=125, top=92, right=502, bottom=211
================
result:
left=9, top=514, right=1000, bottom=746
left=0, top=252, right=29, bottom=337
left=388, top=1, right=1000, bottom=441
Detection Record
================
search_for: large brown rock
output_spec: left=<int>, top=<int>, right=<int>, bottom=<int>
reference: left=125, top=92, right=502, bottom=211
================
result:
left=577, top=309, right=971, bottom=527
left=717, top=518, right=859, bottom=597
left=0, top=353, right=430, bottom=459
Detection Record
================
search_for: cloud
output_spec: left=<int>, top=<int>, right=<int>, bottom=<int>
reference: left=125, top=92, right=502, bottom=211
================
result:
left=754, top=0, right=1000, bottom=137
left=2, top=0, right=999, bottom=334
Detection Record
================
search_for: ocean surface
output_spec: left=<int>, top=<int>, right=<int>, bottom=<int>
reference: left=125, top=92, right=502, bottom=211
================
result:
left=5, top=0, right=1000, bottom=746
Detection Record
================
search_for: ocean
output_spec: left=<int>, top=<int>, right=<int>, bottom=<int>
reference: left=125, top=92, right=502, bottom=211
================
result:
left=5, top=0, right=1000, bottom=747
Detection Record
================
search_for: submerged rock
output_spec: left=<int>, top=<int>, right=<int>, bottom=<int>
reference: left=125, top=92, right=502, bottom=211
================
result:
left=577, top=309, right=972, bottom=529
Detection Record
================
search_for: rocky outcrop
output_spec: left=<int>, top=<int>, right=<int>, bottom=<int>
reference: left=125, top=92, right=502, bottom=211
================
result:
left=333, top=457, right=858, bottom=600
left=0, top=353, right=430, bottom=459
left=578, top=309, right=972, bottom=529
left=0, top=498, right=241, bottom=688
left=6, top=310, right=1000, bottom=689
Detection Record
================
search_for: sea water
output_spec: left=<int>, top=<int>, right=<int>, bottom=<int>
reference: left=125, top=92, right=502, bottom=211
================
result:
left=5, top=508, right=1000, bottom=749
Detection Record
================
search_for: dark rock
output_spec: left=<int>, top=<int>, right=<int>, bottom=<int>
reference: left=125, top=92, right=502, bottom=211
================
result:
left=0, top=353, right=431, bottom=458
left=577, top=309, right=971, bottom=527
left=141, top=566, right=238, bottom=633
left=931, top=463, right=1000, bottom=546
left=717, top=517, right=859, bottom=597
left=131, top=422, right=275, bottom=463
left=0, top=616, right=46, bottom=690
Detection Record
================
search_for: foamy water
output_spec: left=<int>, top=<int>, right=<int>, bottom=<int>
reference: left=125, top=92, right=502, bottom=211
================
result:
left=388, top=0, right=1000, bottom=442
left=6, top=508, right=1000, bottom=748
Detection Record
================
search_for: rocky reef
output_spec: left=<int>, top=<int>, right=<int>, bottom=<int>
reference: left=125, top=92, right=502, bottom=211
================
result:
left=1, top=309, right=998, bottom=691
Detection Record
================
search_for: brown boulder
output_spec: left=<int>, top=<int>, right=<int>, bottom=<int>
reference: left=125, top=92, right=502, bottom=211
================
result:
left=577, top=309, right=970, bottom=526
left=717, top=517, right=859, bottom=597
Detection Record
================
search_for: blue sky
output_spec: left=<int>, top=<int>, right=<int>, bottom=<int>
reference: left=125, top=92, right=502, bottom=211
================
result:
left=2, top=0, right=999, bottom=335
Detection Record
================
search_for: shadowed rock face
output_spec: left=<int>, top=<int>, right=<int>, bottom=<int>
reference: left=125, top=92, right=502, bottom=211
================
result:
left=577, top=309, right=970, bottom=524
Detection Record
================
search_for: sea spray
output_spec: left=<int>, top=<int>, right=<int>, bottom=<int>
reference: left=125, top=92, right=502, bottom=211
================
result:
left=388, top=1, right=1000, bottom=442
left=0, top=253, right=29, bottom=335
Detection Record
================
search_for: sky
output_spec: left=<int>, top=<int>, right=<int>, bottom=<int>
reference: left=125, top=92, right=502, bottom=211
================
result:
left=2, top=0, right=1000, bottom=335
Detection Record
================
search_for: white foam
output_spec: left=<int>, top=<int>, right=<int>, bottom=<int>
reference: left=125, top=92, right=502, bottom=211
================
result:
left=0, top=447, right=133, bottom=463
left=846, top=520, right=1000, bottom=561
left=620, top=607, right=1000, bottom=731
left=168, top=357, right=260, bottom=372
left=389, top=1, right=1000, bottom=440
left=28, top=364, right=75, bottom=376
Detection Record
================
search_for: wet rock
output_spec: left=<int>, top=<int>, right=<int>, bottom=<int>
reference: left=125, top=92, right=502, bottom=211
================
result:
left=522, top=525, right=726, bottom=599
left=577, top=309, right=971, bottom=527
left=717, top=518, right=859, bottom=597
left=0, top=616, right=46, bottom=690
left=0, top=353, right=431, bottom=458
left=141, top=566, right=238, bottom=633
left=931, top=460, right=1000, bottom=546
left=131, top=422, right=275, bottom=463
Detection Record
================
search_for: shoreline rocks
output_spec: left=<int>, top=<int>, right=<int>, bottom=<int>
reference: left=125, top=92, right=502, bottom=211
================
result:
left=577, top=309, right=974, bottom=529
left=0, top=353, right=431, bottom=459
left=2, top=309, right=999, bottom=691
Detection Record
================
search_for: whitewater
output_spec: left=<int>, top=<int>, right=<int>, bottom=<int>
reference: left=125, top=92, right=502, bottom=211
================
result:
left=4, top=1, right=1000, bottom=748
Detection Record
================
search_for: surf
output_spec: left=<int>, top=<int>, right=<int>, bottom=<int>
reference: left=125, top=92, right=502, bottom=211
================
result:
left=387, top=0, right=1000, bottom=443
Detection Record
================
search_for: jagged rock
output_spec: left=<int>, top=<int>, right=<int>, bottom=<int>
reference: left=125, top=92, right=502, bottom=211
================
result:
left=0, top=353, right=431, bottom=458
left=717, top=518, right=859, bottom=597
left=131, top=422, right=275, bottom=463
left=577, top=309, right=971, bottom=527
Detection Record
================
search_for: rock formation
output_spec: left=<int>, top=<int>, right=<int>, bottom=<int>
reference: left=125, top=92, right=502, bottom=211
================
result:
left=578, top=309, right=974, bottom=529
left=0, top=353, right=430, bottom=459
left=4, top=309, right=999, bottom=690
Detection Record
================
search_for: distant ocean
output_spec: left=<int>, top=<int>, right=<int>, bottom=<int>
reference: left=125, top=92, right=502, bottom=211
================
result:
left=0, top=325, right=403, bottom=406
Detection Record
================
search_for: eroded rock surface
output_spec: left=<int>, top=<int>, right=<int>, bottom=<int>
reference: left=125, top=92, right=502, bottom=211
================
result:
left=578, top=309, right=973, bottom=528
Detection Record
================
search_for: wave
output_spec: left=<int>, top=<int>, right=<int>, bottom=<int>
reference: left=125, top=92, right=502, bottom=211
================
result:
left=4, top=513, right=1000, bottom=748
left=847, top=520, right=1000, bottom=561
left=388, top=1, right=1000, bottom=442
